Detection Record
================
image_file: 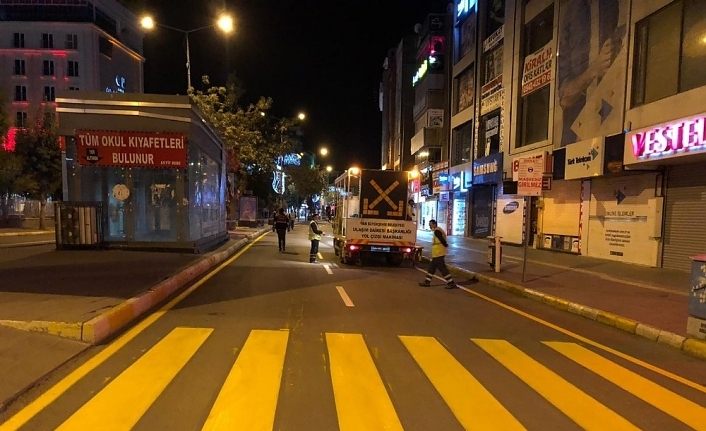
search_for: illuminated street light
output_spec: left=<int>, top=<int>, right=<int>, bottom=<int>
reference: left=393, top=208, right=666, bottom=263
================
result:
left=140, top=13, right=235, bottom=90
left=297, top=112, right=307, bottom=121
left=326, top=165, right=333, bottom=173
left=349, top=166, right=360, bottom=176
left=409, top=168, right=419, bottom=179
left=319, top=147, right=329, bottom=157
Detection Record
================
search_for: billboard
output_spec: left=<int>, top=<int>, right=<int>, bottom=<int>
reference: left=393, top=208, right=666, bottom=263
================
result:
left=75, top=130, right=187, bottom=169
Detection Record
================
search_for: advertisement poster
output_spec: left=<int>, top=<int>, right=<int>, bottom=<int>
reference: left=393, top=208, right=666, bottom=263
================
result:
left=452, top=197, right=466, bottom=236
left=76, top=130, right=187, bottom=169
left=521, top=43, right=553, bottom=96
left=555, top=0, right=628, bottom=147
left=480, top=75, right=503, bottom=115
left=457, top=66, right=475, bottom=112
left=517, top=157, right=544, bottom=196
left=496, top=197, right=524, bottom=244
left=239, top=196, right=257, bottom=222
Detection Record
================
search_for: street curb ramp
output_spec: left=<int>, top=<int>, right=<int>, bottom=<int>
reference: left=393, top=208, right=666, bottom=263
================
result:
left=419, top=256, right=706, bottom=361
left=81, top=229, right=268, bottom=344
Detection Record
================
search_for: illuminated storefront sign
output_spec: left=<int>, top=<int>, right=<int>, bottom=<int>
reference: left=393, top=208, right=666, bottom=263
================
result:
left=412, top=59, right=429, bottom=86
left=75, top=130, right=187, bottom=168
left=457, top=0, right=477, bottom=19
left=105, top=75, right=126, bottom=93
left=278, top=153, right=301, bottom=166
left=626, top=113, right=706, bottom=164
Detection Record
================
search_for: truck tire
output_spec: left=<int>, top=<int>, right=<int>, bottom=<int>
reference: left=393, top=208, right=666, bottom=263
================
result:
left=386, top=254, right=404, bottom=266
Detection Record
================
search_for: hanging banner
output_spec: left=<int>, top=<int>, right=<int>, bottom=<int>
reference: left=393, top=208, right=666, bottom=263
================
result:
left=75, top=130, right=187, bottom=169
left=521, top=43, right=553, bottom=96
left=480, top=75, right=503, bottom=115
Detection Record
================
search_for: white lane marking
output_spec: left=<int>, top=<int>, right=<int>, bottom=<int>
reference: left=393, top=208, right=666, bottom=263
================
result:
left=415, top=266, right=447, bottom=282
left=317, top=252, right=323, bottom=260
left=323, top=264, right=334, bottom=275
left=336, top=286, right=355, bottom=307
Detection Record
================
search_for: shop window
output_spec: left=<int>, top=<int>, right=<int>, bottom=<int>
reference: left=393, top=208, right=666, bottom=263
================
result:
left=482, top=45, right=503, bottom=86
left=43, top=86, right=55, bottom=102
left=132, top=170, right=179, bottom=242
left=455, top=65, right=475, bottom=113
left=13, top=32, right=25, bottom=48
left=478, top=110, right=501, bottom=158
left=41, top=33, right=53, bottom=49
left=42, top=60, right=55, bottom=76
left=15, top=112, right=27, bottom=128
left=67, top=61, right=79, bottom=77
left=452, top=121, right=473, bottom=166
left=485, top=0, right=505, bottom=38
left=456, top=12, right=476, bottom=63
left=14, top=85, right=27, bottom=101
left=517, top=5, right=553, bottom=147
left=65, top=33, right=78, bottom=49
left=632, top=0, right=706, bottom=106
left=14, top=59, right=25, bottom=75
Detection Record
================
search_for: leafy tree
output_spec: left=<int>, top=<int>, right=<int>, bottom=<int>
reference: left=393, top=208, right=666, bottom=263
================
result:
left=284, top=165, right=327, bottom=210
left=0, top=150, right=23, bottom=218
left=13, top=115, right=62, bottom=229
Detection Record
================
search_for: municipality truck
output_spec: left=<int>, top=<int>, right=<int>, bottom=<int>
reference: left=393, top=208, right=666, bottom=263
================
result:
left=331, top=168, right=418, bottom=266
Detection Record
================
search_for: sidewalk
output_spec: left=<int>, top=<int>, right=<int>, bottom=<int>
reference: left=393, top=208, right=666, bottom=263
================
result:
left=416, top=231, right=706, bottom=359
left=0, top=226, right=269, bottom=412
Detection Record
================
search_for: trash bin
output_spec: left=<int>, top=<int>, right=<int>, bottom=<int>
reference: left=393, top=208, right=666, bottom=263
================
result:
left=687, top=254, right=706, bottom=340
left=487, top=236, right=502, bottom=273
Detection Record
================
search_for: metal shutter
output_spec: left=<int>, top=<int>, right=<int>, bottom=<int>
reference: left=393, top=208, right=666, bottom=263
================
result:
left=663, top=163, right=706, bottom=271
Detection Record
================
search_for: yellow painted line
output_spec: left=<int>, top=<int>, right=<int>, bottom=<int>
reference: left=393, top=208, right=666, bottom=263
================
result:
left=0, top=234, right=266, bottom=431
left=546, top=341, right=706, bottom=430
left=57, top=327, right=212, bottom=430
left=400, top=336, right=524, bottom=430
left=473, top=339, right=638, bottom=431
left=202, top=329, right=289, bottom=431
left=326, top=333, right=403, bottom=431
left=456, top=285, right=706, bottom=395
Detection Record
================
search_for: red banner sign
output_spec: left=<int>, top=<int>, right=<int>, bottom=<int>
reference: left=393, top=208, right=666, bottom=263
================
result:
left=75, top=130, right=187, bottom=169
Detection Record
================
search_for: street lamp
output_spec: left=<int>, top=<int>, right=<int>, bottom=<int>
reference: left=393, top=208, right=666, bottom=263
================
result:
left=319, top=147, right=329, bottom=157
left=297, top=112, right=306, bottom=121
left=140, top=13, right=235, bottom=90
left=326, top=165, right=333, bottom=173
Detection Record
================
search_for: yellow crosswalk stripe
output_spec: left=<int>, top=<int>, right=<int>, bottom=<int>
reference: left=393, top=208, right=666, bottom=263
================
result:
left=201, top=329, right=289, bottom=431
left=326, top=333, right=403, bottom=431
left=400, top=335, right=525, bottom=430
left=473, top=339, right=638, bottom=431
left=545, top=341, right=706, bottom=431
left=57, top=327, right=212, bottom=431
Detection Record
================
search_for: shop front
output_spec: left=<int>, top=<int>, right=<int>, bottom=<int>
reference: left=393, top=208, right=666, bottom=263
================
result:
left=471, top=153, right=502, bottom=238
left=57, top=92, right=228, bottom=252
left=448, top=167, right=470, bottom=236
left=431, top=161, right=450, bottom=232
left=625, top=112, right=706, bottom=271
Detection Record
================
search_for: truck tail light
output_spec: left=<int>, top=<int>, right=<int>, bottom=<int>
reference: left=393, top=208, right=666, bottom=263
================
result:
left=403, top=247, right=412, bottom=253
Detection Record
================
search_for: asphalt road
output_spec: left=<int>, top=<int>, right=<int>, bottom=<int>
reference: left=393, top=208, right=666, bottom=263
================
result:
left=3, top=224, right=706, bottom=430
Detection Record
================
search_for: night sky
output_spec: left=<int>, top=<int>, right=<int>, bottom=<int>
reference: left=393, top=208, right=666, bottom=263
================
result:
left=137, top=0, right=450, bottom=170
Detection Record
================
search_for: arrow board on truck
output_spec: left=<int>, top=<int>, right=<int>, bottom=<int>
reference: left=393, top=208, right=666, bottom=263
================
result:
left=360, top=170, right=408, bottom=219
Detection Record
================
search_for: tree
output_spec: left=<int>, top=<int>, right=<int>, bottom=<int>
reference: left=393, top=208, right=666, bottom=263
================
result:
left=284, top=165, right=327, bottom=211
left=0, top=150, right=23, bottom=218
left=14, top=115, right=62, bottom=229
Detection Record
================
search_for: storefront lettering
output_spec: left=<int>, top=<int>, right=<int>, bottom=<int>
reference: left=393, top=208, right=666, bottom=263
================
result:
left=631, top=116, right=706, bottom=159
left=75, top=130, right=187, bottom=169
left=473, top=160, right=498, bottom=176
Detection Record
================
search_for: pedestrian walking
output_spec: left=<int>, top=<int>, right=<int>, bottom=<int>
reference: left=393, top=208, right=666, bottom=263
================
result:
left=419, top=219, right=457, bottom=289
left=288, top=212, right=294, bottom=231
left=309, top=213, right=324, bottom=263
left=273, top=208, right=290, bottom=252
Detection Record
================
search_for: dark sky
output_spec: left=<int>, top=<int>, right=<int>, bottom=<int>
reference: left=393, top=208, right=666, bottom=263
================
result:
left=137, top=0, right=450, bottom=170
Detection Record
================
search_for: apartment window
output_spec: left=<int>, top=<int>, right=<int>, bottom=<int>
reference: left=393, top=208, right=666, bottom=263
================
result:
left=43, top=60, right=55, bottom=76
left=456, top=12, right=476, bottom=63
left=13, top=33, right=25, bottom=48
left=44, top=86, right=55, bottom=102
left=455, top=66, right=475, bottom=113
left=485, top=0, right=505, bottom=38
left=41, top=33, right=54, bottom=49
left=14, top=85, right=27, bottom=101
left=482, top=45, right=503, bottom=86
left=14, top=59, right=26, bottom=75
left=65, top=34, right=78, bottom=49
left=99, top=36, right=113, bottom=58
left=632, top=0, right=706, bottom=106
left=67, top=61, right=79, bottom=77
left=15, top=112, right=28, bottom=128
left=518, top=5, right=553, bottom=147
left=478, top=110, right=501, bottom=158
left=452, top=121, right=473, bottom=165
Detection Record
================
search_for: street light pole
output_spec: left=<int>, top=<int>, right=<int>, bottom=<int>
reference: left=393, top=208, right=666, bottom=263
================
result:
left=185, top=31, right=192, bottom=90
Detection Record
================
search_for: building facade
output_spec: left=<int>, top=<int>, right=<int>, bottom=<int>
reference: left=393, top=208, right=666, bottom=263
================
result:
left=381, top=0, right=706, bottom=272
left=1, top=0, right=144, bottom=149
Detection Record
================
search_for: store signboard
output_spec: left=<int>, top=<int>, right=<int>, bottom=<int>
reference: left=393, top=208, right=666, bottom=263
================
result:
left=512, top=151, right=548, bottom=181
left=75, top=130, right=187, bottom=169
left=483, top=25, right=504, bottom=52
left=518, top=156, right=544, bottom=196
left=564, top=137, right=604, bottom=179
left=521, top=43, right=553, bottom=96
left=625, top=112, right=706, bottom=165
left=473, top=152, right=503, bottom=185
left=480, top=75, right=503, bottom=115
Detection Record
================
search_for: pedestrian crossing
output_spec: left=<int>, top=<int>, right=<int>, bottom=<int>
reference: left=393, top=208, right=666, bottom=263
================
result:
left=11, top=327, right=706, bottom=431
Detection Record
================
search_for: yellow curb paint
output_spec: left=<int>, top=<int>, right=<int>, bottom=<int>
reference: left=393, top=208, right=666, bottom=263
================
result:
left=326, top=333, right=403, bottom=431
left=57, top=327, right=212, bottom=430
left=0, top=233, right=267, bottom=431
left=546, top=341, right=706, bottom=430
left=0, top=320, right=82, bottom=341
left=401, top=336, right=525, bottom=430
left=202, top=330, right=289, bottom=431
left=682, top=338, right=706, bottom=361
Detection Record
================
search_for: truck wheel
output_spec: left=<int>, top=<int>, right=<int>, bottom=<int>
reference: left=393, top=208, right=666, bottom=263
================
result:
left=341, top=253, right=350, bottom=265
left=386, top=254, right=404, bottom=266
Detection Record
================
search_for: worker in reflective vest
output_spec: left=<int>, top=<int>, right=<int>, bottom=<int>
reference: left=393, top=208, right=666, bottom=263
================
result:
left=309, top=213, right=324, bottom=263
left=419, top=219, right=457, bottom=289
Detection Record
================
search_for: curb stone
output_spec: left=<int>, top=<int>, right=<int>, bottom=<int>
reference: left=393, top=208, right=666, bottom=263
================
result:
left=419, top=256, right=706, bottom=361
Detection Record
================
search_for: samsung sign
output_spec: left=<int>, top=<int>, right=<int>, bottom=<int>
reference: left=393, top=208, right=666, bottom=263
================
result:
left=457, top=0, right=476, bottom=19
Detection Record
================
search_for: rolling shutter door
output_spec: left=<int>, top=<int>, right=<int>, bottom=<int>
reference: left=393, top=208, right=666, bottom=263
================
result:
left=663, top=163, right=706, bottom=271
